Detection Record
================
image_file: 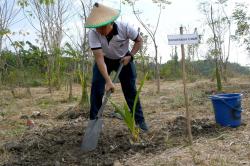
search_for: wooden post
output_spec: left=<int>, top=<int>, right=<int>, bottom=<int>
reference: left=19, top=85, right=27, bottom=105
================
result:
left=180, top=26, right=193, bottom=144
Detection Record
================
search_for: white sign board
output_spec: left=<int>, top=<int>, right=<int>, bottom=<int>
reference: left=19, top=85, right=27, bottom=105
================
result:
left=167, top=34, right=199, bottom=45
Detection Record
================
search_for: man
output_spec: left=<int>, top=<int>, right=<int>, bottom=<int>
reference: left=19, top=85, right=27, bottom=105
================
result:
left=85, top=3, right=148, bottom=131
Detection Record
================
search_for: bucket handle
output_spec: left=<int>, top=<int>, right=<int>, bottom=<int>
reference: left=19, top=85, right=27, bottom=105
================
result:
left=209, top=95, right=244, bottom=119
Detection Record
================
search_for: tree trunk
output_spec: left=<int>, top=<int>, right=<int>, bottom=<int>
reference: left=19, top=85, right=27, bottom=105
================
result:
left=154, top=40, right=160, bottom=93
left=79, top=0, right=89, bottom=110
left=211, top=5, right=222, bottom=92
left=69, top=75, right=73, bottom=101
left=215, top=59, right=222, bottom=91
left=47, top=55, right=52, bottom=93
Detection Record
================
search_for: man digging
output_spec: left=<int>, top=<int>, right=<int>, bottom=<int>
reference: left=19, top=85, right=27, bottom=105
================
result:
left=85, top=3, right=148, bottom=132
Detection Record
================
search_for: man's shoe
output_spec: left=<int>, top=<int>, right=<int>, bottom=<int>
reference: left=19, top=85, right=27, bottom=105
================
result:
left=138, top=121, right=149, bottom=132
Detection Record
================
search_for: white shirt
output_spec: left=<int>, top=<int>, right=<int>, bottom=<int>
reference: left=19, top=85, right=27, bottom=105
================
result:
left=88, top=21, right=138, bottom=59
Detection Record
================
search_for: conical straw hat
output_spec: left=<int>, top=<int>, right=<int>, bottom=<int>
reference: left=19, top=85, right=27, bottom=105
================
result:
left=85, top=3, right=120, bottom=28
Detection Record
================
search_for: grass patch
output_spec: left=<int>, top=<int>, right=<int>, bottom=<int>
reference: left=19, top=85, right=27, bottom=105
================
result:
left=209, top=157, right=229, bottom=166
left=170, top=94, right=184, bottom=109
left=0, top=97, right=14, bottom=108
left=1, top=126, right=26, bottom=138
left=0, top=148, right=11, bottom=165
left=36, top=98, right=58, bottom=109
left=0, top=103, right=19, bottom=118
left=0, top=120, right=26, bottom=139
left=27, top=79, right=44, bottom=87
left=189, top=90, right=207, bottom=105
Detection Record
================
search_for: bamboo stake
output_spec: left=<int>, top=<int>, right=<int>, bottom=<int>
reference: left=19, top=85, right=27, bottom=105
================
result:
left=180, top=26, right=193, bottom=145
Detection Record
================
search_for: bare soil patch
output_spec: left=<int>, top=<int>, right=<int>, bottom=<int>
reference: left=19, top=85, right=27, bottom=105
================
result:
left=1, top=78, right=250, bottom=165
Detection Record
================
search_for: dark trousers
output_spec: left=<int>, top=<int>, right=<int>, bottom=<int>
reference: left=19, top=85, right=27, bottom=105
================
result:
left=90, top=57, right=145, bottom=124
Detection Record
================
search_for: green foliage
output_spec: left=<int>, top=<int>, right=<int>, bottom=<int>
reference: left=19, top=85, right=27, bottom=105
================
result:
left=36, top=98, right=57, bottom=109
left=0, top=29, right=10, bottom=36
left=132, top=73, right=147, bottom=120
left=21, top=41, right=47, bottom=73
left=228, top=63, right=250, bottom=75
left=144, top=70, right=154, bottom=80
left=111, top=101, right=139, bottom=141
left=152, top=0, right=171, bottom=5
left=110, top=73, right=148, bottom=141
left=6, top=70, right=23, bottom=86
left=160, top=60, right=181, bottom=80
left=17, top=0, right=29, bottom=7
left=27, top=79, right=43, bottom=87
left=1, top=38, right=249, bottom=90
left=158, top=59, right=250, bottom=81
left=78, top=70, right=89, bottom=107
left=0, top=111, right=7, bottom=119
left=134, top=56, right=153, bottom=80
left=190, top=60, right=214, bottom=76
left=0, top=41, right=47, bottom=86
left=232, top=3, right=250, bottom=53
left=18, top=0, right=54, bottom=7
left=0, top=50, right=16, bottom=67
left=232, top=3, right=250, bottom=36
left=63, top=42, right=90, bottom=107
left=187, top=74, right=199, bottom=83
left=122, top=0, right=171, bottom=6
left=39, top=0, right=54, bottom=5
left=0, top=40, right=93, bottom=89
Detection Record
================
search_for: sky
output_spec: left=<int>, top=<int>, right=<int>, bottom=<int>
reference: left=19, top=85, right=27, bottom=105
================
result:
left=95, top=0, right=250, bottom=66
left=5, top=0, right=250, bottom=66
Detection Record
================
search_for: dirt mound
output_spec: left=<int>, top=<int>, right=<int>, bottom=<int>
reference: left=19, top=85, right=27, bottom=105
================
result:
left=1, top=116, right=236, bottom=166
left=166, top=116, right=231, bottom=137
left=2, top=123, right=163, bottom=165
left=56, top=106, right=89, bottom=120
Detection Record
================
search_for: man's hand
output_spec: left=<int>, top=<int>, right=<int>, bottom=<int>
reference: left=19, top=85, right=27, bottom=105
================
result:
left=121, top=56, right=132, bottom=66
left=105, top=80, right=115, bottom=93
left=93, top=49, right=115, bottom=93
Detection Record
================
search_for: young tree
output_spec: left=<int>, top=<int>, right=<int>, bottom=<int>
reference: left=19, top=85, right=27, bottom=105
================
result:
left=135, top=29, right=150, bottom=76
left=62, top=0, right=93, bottom=109
left=0, top=0, right=22, bottom=85
left=199, top=1, right=234, bottom=91
left=123, top=0, right=171, bottom=93
left=0, top=0, right=22, bottom=52
left=210, top=5, right=222, bottom=91
left=186, top=27, right=201, bottom=77
left=19, top=0, right=71, bottom=92
left=77, top=0, right=93, bottom=109
left=218, top=0, right=232, bottom=82
left=4, top=38, right=32, bottom=97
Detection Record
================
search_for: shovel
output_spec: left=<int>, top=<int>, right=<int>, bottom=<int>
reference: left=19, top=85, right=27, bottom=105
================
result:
left=81, top=63, right=124, bottom=152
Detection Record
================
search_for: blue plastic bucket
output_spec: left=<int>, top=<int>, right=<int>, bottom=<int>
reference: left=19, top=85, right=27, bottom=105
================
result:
left=209, top=93, right=243, bottom=127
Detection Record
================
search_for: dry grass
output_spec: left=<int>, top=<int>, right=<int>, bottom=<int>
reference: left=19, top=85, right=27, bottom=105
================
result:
left=0, top=85, right=81, bottom=143
left=124, top=77, right=250, bottom=166
left=0, top=77, right=250, bottom=165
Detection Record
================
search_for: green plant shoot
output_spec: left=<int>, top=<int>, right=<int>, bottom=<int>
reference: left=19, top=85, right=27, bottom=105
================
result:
left=110, top=72, right=148, bottom=141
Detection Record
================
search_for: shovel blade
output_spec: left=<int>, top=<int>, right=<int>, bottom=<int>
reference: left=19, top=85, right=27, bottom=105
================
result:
left=81, top=118, right=103, bottom=152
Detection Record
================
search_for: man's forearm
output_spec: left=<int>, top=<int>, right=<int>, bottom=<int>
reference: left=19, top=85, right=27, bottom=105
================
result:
left=96, top=58, right=112, bottom=83
left=93, top=50, right=112, bottom=84
left=130, top=36, right=143, bottom=56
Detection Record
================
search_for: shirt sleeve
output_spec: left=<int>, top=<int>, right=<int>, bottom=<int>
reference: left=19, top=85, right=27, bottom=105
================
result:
left=88, top=30, right=102, bottom=49
left=126, top=23, right=139, bottom=41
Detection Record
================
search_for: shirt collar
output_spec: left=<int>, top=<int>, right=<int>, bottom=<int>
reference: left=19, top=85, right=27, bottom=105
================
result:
left=112, top=22, right=118, bottom=35
left=105, top=22, right=118, bottom=43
